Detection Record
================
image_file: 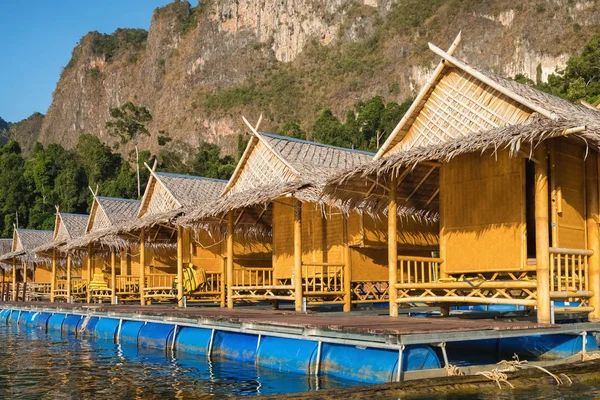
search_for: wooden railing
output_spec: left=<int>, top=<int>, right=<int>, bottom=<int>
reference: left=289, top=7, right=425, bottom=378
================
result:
left=71, top=278, right=88, bottom=300
left=146, top=273, right=175, bottom=289
left=232, top=268, right=274, bottom=287
left=196, top=271, right=222, bottom=293
left=549, top=247, right=592, bottom=295
left=302, top=263, right=344, bottom=295
left=115, top=275, right=139, bottom=294
left=28, top=283, right=52, bottom=301
left=398, top=255, right=442, bottom=284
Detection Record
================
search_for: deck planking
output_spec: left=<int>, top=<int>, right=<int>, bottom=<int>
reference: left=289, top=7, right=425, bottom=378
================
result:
left=2, top=301, right=553, bottom=336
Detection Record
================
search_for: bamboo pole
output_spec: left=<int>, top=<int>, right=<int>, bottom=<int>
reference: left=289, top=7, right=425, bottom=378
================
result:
left=86, top=244, right=93, bottom=303
left=12, top=258, right=16, bottom=302
left=111, top=251, right=116, bottom=305
left=586, top=152, right=600, bottom=321
left=294, top=201, right=303, bottom=312
left=139, top=228, right=146, bottom=306
left=535, top=143, right=551, bottom=324
left=342, top=215, right=352, bottom=312
left=226, top=211, right=234, bottom=309
left=388, top=174, right=399, bottom=317
left=176, top=226, right=184, bottom=308
left=66, top=254, right=72, bottom=302
left=50, top=249, right=56, bottom=302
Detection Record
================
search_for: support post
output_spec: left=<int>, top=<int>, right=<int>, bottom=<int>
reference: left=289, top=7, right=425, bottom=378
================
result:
left=587, top=152, right=600, bottom=320
left=177, top=226, right=184, bottom=308
left=294, top=201, right=303, bottom=312
left=535, top=143, right=551, bottom=324
left=342, top=214, right=352, bottom=312
left=111, top=251, right=117, bottom=305
left=86, top=244, right=93, bottom=303
left=388, top=174, right=399, bottom=317
left=50, top=249, right=56, bottom=302
left=12, top=258, right=16, bottom=302
left=66, top=254, right=72, bottom=303
left=139, top=228, right=146, bottom=306
left=226, top=211, right=234, bottom=309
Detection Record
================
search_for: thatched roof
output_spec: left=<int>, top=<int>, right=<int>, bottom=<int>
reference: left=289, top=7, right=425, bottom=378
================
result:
left=89, top=196, right=141, bottom=232
left=32, top=211, right=89, bottom=256
left=0, top=228, right=54, bottom=267
left=323, top=40, right=600, bottom=217
left=178, top=133, right=375, bottom=228
left=0, top=239, right=12, bottom=268
left=61, top=172, right=229, bottom=253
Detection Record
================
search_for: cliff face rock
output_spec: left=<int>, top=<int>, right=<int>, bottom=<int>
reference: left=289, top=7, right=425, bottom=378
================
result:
left=38, top=0, right=600, bottom=157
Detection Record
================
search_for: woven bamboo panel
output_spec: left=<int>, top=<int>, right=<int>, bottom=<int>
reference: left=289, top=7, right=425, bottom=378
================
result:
left=552, top=139, right=586, bottom=249
left=390, top=68, right=532, bottom=154
left=90, top=203, right=112, bottom=232
left=191, top=229, right=222, bottom=272
left=272, top=199, right=294, bottom=279
left=228, top=141, right=298, bottom=195
left=442, top=150, right=525, bottom=273
left=140, top=178, right=180, bottom=217
left=34, top=266, right=52, bottom=282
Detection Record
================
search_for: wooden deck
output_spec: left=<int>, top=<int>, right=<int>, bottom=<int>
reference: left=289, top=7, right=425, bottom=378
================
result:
left=2, top=301, right=554, bottom=338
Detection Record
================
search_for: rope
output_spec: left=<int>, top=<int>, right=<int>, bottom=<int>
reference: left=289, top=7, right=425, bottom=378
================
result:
left=444, top=364, right=464, bottom=376
left=581, top=351, right=600, bottom=361
left=496, top=354, right=568, bottom=386
left=475, top=369, right=514, bottom=389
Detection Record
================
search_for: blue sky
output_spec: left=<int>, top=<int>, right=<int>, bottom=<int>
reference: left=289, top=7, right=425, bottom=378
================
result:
left=0, top=0, right=174, bottom=122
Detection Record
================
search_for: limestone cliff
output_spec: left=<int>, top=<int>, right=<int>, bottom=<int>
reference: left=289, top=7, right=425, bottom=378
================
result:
left=36, top=0, right=600, bottom=156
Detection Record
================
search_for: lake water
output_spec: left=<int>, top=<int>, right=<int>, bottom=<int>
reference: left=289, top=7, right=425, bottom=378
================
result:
left=1, top=323, right=600, bottom=399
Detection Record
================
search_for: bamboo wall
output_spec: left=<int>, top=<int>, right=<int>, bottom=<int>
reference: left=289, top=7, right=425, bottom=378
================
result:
left=441, top=150, right=526, bottom=273
left=34, top=265, right=52, bottom=282
left=551, top=139, right=587, bottom=250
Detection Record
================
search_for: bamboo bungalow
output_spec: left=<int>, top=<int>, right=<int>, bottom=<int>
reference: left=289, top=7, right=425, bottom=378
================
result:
left=0, top=239, right=12, bottom=300
left=59, top=194, right=141, bottom=303
left=107, top=168, right=235, bottom=306
left=31, top=210, right=88, bottom=302
left=323, top=35, right=600, bottom=324
left=0, top=228, right=53, bottom=302
left=179, top=130, right=438, bottom=312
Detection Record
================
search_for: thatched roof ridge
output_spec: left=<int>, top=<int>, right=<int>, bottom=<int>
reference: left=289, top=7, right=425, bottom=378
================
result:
left=0, top=228, right=53, bottom=265
left=0, top=239, right=12, bottom=267
left=96, top=196, right=141, bottom=226
left=259, top=132, right=373, bottom=181
left=33, top=211, right=89, bottom=255
left=154, top=172, right=227, bottom=208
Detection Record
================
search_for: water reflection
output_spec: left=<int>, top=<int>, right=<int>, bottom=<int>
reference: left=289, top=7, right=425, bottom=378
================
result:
left=0, top=325, right=349, bottom=398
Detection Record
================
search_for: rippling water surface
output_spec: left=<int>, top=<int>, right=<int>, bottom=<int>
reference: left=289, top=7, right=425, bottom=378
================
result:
left=0, top=324, right=353, bottom=398
left=2, top=323, right=600, bottom=399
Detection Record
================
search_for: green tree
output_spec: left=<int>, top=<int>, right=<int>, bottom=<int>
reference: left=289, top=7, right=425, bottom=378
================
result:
left=105, top=102, right=153, bottom=144
left=279, top=121, right=307, bottom=140
left=189, top=143, right=235, bottom=179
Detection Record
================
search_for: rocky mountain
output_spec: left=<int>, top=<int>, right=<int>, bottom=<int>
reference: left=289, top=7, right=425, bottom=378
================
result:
left=33, top=0, right=600, bottom=156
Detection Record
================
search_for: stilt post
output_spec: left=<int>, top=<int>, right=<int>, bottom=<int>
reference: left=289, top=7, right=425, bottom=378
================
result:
left=86, top=244, right=93, bottom=303
left=177, top=226, right=185, bottom=308
left=139, top=228, right=146, bottom=306
left=50, top=249, right=56, bottom=302
left=66, top=254, right=72, bottom=302
left=111, top=251, right=117, bottom=305
left=294, top=200, right=303, bottom=312
left=587, top=152, right=600, bottom=320
left=535, top=143, right=551, bottom=324
left=342, top=214, right=352, bottom=312
left=226, top=211, right=234, bottom=309
left=388, top=174, right=399, bottom=317
left=12, top=258, right=17, bottom=302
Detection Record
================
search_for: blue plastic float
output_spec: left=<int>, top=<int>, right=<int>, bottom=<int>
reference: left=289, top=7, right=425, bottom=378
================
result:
left=174, top=326, right=212, bottom=355
left=256, top=336, right=318, bottom=374
left=94, top=318, right=120, bottom=341
left=138, top=322, right=175, bottom=349
left=119, top=320, right=145, bottom=345
left=47, top=313, right=66, bottom=332
left=62, top=314, right=83, bottom=335
left=36, top=312, right=52, bottom=330
left=212, top=331, right=258, bottom=362
left=319, top=343, right=440, bottom=384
